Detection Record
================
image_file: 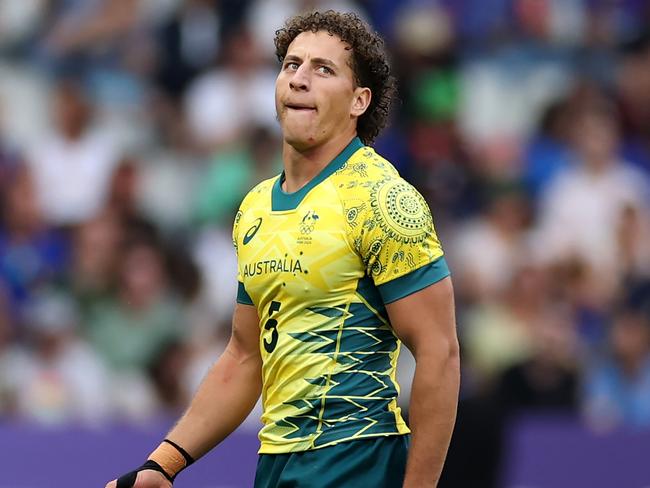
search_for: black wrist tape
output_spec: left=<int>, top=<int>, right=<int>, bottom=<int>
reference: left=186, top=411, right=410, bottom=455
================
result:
left=115, top=459, right=172, bottom=488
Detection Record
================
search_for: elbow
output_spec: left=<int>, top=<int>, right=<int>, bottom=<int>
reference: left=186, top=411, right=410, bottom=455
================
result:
left=412, top=333, right=461, bottom=371
left=448, top=334, right=460, bottom=362
left=444, top=335, right=461, bottom=376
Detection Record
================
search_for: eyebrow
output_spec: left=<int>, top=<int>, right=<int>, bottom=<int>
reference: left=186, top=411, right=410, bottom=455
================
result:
left=284, top=54, right=339, bottom=70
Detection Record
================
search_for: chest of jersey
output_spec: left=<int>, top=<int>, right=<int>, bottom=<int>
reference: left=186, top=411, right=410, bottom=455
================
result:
left=237, top=184, right=363, bottom=317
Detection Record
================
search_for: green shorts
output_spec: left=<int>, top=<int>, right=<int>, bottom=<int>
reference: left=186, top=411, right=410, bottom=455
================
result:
left=254, top=435, right=410, bottom=488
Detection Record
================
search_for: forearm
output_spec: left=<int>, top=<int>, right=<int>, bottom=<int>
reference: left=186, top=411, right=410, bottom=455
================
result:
left=165, top=342, right=262, bottom=460
left=403, top=341, right=460, bottom=487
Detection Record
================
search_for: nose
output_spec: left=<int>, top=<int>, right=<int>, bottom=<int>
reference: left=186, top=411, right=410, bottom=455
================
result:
left=289, top=64, right=310, bottom=91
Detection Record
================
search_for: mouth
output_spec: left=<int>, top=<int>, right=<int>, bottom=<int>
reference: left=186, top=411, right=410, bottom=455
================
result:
left=285, top=103, right=316, bottom=112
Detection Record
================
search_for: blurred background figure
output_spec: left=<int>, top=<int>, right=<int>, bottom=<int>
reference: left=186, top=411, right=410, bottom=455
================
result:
left=83, top=232, right=189, bottom=421
left=0, top=289, right=110, bottom=425
left=450, top=182, right=533, bottom=304
left=183, top=28, right=278, bottom=152
left=193, top=125, right=282, bottom=227
left=0, top=165, right=69, bottom=324
left=496, top=303, right=580, bottom=414
left=26, top=78, right=122, bottom=226
left=69, top=211, right=123, bottom=313
left=154, top=0, right=223, bottom=102
left=536, top=102, right=650, bottom=301
left=0, top=1, right=650, bottom=487
left=583, top=297, right=650, bottom=431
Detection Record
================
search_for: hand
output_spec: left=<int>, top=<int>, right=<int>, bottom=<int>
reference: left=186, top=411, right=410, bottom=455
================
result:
left=105, top=469, right=172, bottom=488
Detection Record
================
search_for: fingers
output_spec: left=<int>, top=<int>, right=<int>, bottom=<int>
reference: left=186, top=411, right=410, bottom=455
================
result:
left=105, top=480, right=117, bottom=488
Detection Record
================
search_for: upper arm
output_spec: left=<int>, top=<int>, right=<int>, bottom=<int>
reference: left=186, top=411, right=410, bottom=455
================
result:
left=386, top=276, right=458, bottom=357
left=229, top=303, right=261, bottom=363
left=347, top=174, right=455, bottom=353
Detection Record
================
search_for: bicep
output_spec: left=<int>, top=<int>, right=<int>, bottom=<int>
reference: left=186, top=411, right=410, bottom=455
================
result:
left=386, top=276, right=457, bottom=356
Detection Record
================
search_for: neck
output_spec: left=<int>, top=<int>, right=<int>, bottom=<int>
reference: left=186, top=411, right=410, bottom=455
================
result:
left=281, top=130, right=357, bottom=193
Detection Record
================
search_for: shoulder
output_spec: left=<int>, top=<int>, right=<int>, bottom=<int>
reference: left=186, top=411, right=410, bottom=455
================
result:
left=331, top=144, right=401, bottom=217
left=233, top=175, right=278, bottom=237
left=237, top=175, right=279, bottom=212
left=335, top=147, right=433, bottom=243
left=333, top=145, right=400, bottom=187
left=374, top=177, right=432, bottom=241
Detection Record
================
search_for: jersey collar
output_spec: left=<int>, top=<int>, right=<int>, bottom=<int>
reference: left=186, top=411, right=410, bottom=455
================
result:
left=271, top=137, right=364, bottom=211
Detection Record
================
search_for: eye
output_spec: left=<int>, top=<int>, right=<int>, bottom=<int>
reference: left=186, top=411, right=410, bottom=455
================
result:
left=317, top=66, right=333, bottom=75
left=284, top=61, right=299, bottom=71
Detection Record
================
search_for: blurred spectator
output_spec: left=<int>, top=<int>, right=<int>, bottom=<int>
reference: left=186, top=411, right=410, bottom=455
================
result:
left=248, top=0, right=364, bottom=60
left=44, top=0, right=138, bottom=49
left=0, top=0, right=48, bottom=53
left=0, top=165, right=69, bottom=319
left=585, top=1, right=650, bottom=48
left=70, top=211, right=124, bottom=313
left=136, top=146, right=204, bottom=233
left=0, top=289, right=110, bottom=425
left=450, top=182, right=533, bottom=303
left=393, top=3, right=455, bottom=68
left=458, top=50, right=572, bottom=154
left=153, top=0, right=223, bottom=100
left=85, top=235, right=186, bottom=373
left=0, top=291, right=16, bottom=415
left=461, top=265, right=551, bottom=386
left=190, top=226, right=238, bottom=333
left=496, top=305, right=580, bottom=413
left=617, top=204, right=650, bottom=282
left=148, top=340, right=191, bottom=415
left=106, top=156, right=140, bottom=221
left=0, top=103, right=22, bottom=188
left=522, top=99, right=573, bottom=198
left=193, top=126, right=282, bottom=227
left=26, top=78, right=121, bottom=226
left=82, top=231, right=190, bottom=422
left=183, top=29, right=278, bottom=151
left=617, top=31, right=650, bottom=176
left=583, top=306, right=650, bottom=430
left=536, top=103, right=650, bottom=301
left=39, top=0, right=141, bottom=73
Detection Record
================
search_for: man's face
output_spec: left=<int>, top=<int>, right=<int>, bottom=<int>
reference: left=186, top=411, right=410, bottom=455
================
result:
left=275, top=30, right=366, bottom=150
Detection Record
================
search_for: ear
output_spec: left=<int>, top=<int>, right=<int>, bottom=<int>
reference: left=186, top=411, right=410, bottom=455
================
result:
left=350, top=86, right=371, bottom=118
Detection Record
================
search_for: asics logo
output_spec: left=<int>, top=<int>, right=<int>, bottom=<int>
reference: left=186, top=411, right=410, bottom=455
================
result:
left=243, top=218, right=263, bottom=245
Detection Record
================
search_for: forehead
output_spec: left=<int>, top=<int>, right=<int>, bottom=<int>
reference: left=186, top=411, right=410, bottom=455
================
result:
left=286, top=30, right=352, bottom=66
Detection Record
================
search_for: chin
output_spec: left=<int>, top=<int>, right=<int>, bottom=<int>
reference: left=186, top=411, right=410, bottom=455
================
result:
left=283, top=128, right=320, bottom=151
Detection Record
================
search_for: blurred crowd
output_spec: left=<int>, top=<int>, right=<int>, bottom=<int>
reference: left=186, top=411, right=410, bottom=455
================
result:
left=0, top=0, right=649, bottom=459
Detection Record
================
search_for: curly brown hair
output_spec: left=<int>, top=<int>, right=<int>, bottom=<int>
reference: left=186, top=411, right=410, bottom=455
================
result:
left=274, top=10, right=397, bottom=145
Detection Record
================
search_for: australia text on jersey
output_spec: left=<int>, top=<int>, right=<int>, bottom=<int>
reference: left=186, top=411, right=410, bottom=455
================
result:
left=243, top=257, right=306, bottom=277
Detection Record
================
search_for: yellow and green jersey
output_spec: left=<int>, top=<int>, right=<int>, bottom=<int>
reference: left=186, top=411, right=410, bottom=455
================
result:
left=233, top=137, right=450, bottom=454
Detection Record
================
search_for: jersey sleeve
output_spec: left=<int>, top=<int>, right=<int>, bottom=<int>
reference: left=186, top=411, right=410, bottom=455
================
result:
left=345, top=176, right=450, bottom=304
left=233, top=205, right=254, bottom=306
